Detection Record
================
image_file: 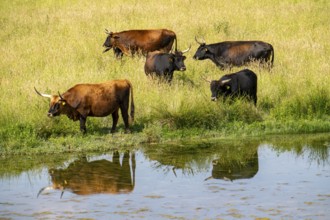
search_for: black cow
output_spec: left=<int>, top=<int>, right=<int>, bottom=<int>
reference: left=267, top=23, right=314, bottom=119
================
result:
left=205, top=69, right=257, bottom=105
left=193, top=37, right=274, bottom=69
left=144, top=46, right=190, bottom=83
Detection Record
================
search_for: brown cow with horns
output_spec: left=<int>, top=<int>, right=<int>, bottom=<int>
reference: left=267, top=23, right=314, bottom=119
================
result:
left=103, top=29, right=177, bottom=58
left=34, top=79, right=134, bottom=133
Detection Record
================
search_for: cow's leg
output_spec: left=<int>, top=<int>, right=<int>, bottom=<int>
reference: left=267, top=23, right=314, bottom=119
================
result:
left=253, top=95, right=257, bottom=106
left=121, top=151, right=132, bottom=186
left=111, top=109, right=119, bottom=133
left=113, top=151, right=120, bottom=164
left=167, top=72, right=174, bottom=83
left=119, top=104, right=130, bottom=133
left=114, top=48, right=123, bottom=59
left=79, top=116, right=87, bottom=133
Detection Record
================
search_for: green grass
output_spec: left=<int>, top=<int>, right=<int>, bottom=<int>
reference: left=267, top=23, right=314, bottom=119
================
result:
left=0, top=0, right=329, bottom=155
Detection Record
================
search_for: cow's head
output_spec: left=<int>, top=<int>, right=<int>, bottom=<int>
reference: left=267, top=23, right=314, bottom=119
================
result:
left=103, top=29, right=119, bottom=53
left=171, top=46, right=191, bottom=71
left=209, top=78, right=231, bottom=101
left=193, top=37, right=212, bottom=60
left=34, top=87, right=79, bottom=120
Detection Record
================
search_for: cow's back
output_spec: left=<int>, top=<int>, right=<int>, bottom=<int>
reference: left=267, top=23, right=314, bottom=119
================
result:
left=235, top=69, right=257, bottom=89
left=214, top=41, right=270, bottom=64
left=145, top=51, right=165, bottom=73
left=64, top=80, right=131, bottom=117
left=117, top=29, right=176, bottom=53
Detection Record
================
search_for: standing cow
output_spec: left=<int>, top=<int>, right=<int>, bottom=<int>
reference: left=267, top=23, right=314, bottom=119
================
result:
left=34, top=79, right=134, bottom=133
left=193, top=37, right=274, bottom=69
left=144, top=46, right=191, bottom=83
left=204, top=69, right=258, bottom=105
left=103, top=29, right=177, bottom=58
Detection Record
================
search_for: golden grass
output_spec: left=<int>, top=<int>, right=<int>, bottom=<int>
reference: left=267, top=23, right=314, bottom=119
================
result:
left=0, top=0, right=329, bottom=149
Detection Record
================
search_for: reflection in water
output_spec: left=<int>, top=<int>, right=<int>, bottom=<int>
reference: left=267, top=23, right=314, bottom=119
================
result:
left=0, top=134, right=329, bottom=219
left=143, top=141, right=260, bottom=181
left=207, top=151, right=259, bottom=181
left=38, top=151, right=135, bottom=197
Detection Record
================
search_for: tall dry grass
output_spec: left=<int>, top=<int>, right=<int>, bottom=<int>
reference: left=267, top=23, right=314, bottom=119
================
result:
left=0, top=0, right=329, bottom=152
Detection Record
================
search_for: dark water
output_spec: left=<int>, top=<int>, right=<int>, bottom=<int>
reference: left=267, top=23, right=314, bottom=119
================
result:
left=1, top=134, right=329, bottom=219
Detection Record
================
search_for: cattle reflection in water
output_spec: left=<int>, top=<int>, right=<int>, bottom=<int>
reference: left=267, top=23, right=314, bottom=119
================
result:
left=206, top=151, right=259, bottom=182
left=38, top=151, right=135, bottom=198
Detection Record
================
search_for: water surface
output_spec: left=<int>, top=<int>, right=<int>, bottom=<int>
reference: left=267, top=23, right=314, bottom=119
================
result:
left=1, top=135, right=329, bottom=219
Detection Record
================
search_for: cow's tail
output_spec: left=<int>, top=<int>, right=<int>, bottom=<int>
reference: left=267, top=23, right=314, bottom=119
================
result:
left=128, top=80, right=135, bottom=123
left=269, top=44, right=274, bottom=68
left=174, top=35, right=177, bottom=51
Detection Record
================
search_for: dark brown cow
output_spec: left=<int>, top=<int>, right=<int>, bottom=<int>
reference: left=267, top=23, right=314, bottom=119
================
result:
left=103, top=29, right=177, bottom=58
left=193, top=37, right=274, bottom=69
left=34, top=79, right=134, bottom=133
left=37, top=151, right=136, bottom=197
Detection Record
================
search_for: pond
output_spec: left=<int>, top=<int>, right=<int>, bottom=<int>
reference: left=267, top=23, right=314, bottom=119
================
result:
left=1, top=134, right=329, bottom=219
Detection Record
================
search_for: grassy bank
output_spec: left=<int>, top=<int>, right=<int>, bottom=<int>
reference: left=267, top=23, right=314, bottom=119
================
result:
left=0, top=0, right=329, bottom=155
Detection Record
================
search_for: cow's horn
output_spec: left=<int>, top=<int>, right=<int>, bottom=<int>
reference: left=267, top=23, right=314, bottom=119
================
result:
left=201, top=76, right=211, bottom=84
left=204, top=176, right=214, bottom=181
left=60, top=190, right=65, bottom=199
left=105, top=28, right=111, bottom=34
left=181, top=45, right=191, bottom=54
left=195, top=36, right=206, bottom=45
left=220, top=79, right=231, bottom=85
left=37, top=186, right=54, bottom=198
left=34, top=87, right=52, bottom=98
left=58, top=91, right=64, bottom=100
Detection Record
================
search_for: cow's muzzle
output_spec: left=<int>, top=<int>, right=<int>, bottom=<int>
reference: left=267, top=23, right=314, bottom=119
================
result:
left=103, top=47, right=111, bottom=53
left=180, top=67, right=186, bottom=71
left=48, top=112, right=59, bottom=117
left=211, top=97, right=217, bottom=101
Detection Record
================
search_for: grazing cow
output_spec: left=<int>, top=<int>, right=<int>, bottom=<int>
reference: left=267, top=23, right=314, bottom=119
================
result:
left=34, top=79, right=134, bottom=133
left=204, top=69, right=257, bottom=105
left=103, top=29, right=177, bottom=58
left=37, top=151, right=135, bottom=198
left=193, top=37, right=274, bottom=69
left=144, top=46, right=191, bottom=83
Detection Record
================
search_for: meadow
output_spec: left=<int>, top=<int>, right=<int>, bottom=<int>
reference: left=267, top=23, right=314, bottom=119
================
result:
left=0, top=0, right=329, bottom=155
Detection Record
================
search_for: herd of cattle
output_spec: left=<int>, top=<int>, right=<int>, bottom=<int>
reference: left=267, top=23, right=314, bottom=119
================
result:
left=35, top=28, right=274, bottom=133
